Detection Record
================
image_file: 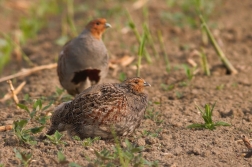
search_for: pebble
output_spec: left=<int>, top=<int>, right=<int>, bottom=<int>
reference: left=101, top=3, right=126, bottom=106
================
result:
left=137, top=138, right=146, bottom=146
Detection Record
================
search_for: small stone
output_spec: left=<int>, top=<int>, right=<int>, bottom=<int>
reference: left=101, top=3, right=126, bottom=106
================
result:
left=137, top=138, right=146, bottom=146
left=163, top=152, right=174, bottom=158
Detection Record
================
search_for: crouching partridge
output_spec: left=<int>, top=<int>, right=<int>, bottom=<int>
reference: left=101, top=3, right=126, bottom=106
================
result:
left=46, top=77, right=151, bottom=139
left=57, top=18, right=111, bottom=96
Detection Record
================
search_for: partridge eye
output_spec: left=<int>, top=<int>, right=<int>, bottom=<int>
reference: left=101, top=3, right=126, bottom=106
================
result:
left=96, top=22, right=100, bottom=25
left=134, top=81, right=138, bottom=84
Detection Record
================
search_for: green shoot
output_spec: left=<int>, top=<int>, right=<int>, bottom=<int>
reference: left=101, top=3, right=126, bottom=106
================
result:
left=82, top=137, right=101, bottom=147
left=55, top=87, right=65, bottom=97
left=65, top=0, right=77, bottom=37
left=145, top=108, right=163, bottom=125
left=92, top=138, right=158, bottom=167
left=0, top=34, right=13, bottom=74
left=72, top=135, right=81, bottom=141
left=60, top=0, right=77, bottom=39
left=126, top=10, right=151, bottom=63
left=119, top=72, right=127, bottom=82
left=137, top=30, right=147, bottom=77
left=143, top=23, right=158, bottom=58
left=68, top=162, right=82, bottom=167
left=57, top=151, right=69, bottom=164
left=55, top=35, right=69, bottom=46
left=17, top=99, right=53, bottom=122
left=55, top=151, right=82, bottom=167
left=157, top=30, right=170, bottom=72
left=178, top=81, right=188, bottom=87
left=143, top=4, right=149, bottom=28
left=200, top=48, right=210, bottom=76
left=46, top=130, right=66, bottom=145
left=14, top=148, right=32, bottom=167
left=143, top=128, right=162, bottom=138
left=201, top=24, right=209, bottom=45
left=187, top=102, right=230, bottom=130
left=200, top=15, right=237, bottom=74
left=182, top=64, right=195, bottom=81
left=13, top=119, right=44, bottom=145
left=175, top=91, right=183, bottom=99
left=160, top=83, right=174, bottom=91
left=54, top=87, right=72, bottom=102
left=216, top=84, right=224, bottom=90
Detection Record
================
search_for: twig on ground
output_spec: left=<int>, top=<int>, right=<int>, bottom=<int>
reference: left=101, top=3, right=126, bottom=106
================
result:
left=0, top=81, right=26, bottom=103
left=0, top=63, right=57, bottom=83
left=0, top=125, right=13, bottom=132
left=241, top=134, right=252, bottom=150
left=7, top=80, right=19, bottom=106
left=200, top=15, right=237, bottom=75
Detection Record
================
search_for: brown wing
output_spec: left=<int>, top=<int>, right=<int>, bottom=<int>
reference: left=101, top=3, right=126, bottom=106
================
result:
left=63, top=83, right=128, bottom=125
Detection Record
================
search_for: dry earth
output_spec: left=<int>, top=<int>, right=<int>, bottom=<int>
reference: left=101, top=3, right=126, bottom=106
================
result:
left=1, top=0, right=252, bottom=166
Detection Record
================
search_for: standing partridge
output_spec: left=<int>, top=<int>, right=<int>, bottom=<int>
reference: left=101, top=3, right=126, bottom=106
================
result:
left=46, top=77, right=151, bottom=139
left=57, top=18, right=111, bottom=96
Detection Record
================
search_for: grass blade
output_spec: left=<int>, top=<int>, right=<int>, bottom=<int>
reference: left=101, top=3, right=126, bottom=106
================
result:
left=200, top=15, right=237, bottom=74
left=200, top=48, right=210, bottom=76
left=157, top=30, right=170, bottom=72
left=137, top=31, right=147, bottom=77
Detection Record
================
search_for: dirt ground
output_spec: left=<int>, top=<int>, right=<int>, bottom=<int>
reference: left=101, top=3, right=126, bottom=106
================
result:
left=1, top=0, right=252, bottom=166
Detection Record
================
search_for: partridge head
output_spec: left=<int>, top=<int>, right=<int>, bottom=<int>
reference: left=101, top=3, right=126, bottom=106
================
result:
left=57, top=18, right=111, bottom=96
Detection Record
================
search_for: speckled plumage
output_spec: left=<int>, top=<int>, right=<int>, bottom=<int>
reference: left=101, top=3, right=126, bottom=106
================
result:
left=57, top=18, right=111, bottom=96
left=46, top=77, right=151, bottom=139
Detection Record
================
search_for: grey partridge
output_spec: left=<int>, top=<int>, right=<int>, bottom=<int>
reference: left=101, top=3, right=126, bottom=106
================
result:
left=46, top=77, right=151, bottom=139
left=57, top=18, right=111, bottom=96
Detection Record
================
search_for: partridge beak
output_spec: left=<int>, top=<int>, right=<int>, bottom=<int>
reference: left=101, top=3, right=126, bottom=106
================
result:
left=144, top=81, right=151, bottom=87
left=105, top=23, right=112, bottom=28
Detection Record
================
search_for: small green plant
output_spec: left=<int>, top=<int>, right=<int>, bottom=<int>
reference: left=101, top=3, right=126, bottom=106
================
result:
left=127, top=10, right=151, bottom=63
left=187, top=102, right=230, bottom=130
left=119, top=72, right=127, bottom=82
left=0, top=163, right=4, bottom=167
left=57, top=151, right=69, bottom=165
left=175, top=91, right=183, bottom=99
left=72, top=135, right=81, bottom=141
left=54, top=151, right=81, bottom=167
left=182, top=64, right=195, bottom=81
left=14, top=148, right=32, bottom=167
left=82, top=137, right=101, bottom=147
left=17, top=99, right=53, bottom=122
left=55, top=87, right=65, bottom=97
left=145, top=108, right=163, bottom=125
left=13, top=119, right=44, bottom=145
left=92, top=139, right=158, bottom=167
left=61, top=0, right=77, bottom=38
left=216, top=84, right=224, bottom=90
left=143, top=128, right=162, bottom=138
left=160, top=83, right=174, bottom=91
left=178, top=81, right=188, bottom=87
left=54, top=87, right=72, bottom=102
left=46, top=130, right=66, bottom=145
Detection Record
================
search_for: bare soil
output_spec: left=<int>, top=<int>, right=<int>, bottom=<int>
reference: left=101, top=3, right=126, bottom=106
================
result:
left=1, top=0, right=252, bottom=166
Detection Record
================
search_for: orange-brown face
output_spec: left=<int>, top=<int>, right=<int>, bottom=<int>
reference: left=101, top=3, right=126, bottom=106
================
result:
left=86, top=18, right=111, bottom=39
left=124, top=77, right=151, bottom=93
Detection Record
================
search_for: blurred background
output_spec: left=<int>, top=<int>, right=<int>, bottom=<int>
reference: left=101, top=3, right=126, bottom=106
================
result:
left=0, top=0, right=222, bottom=75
